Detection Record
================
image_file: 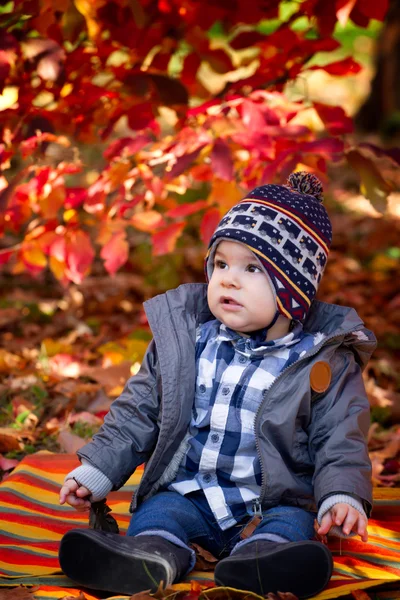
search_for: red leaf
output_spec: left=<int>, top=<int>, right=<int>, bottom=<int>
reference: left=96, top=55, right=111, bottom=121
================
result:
left=100, top=230, right=129, bottom=275
left=127, top=103, right=157, bottom=132
left=356, top=0, right=389, bottom=22
left=65, top=231, right=95, bottom=284
left=300, top=138, right=344, bottom=158
left=103, top=135, right=151, bottom=160
left=152, top=222, right=185, bottom=255
left=230, top=31, right=267, bottom=51
left=165, top=200, right=208, bottom=219
left=211, top=139, right=233, bottom=181
left=200, top=208, right=221, bottom=246
left=308, top=57, right=362, bottom=76
left=0, top=52, right=11, bottom=93
left=239, top=100, right=266, bottom=132
left=65, top=187, right=88, bottom=209
left=314, top=103, right=354, bottom=135
left=0, top=248, right=15, bottom=266
left=168, top=147, right=206, bottom=179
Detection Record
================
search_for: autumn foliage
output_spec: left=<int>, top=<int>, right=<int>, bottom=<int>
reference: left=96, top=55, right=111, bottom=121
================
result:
left=0, top=0, right=392, bottom=284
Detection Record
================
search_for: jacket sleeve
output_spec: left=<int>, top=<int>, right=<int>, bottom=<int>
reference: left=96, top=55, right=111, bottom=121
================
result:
left=308, top=348, right=373, bottom=516
left=77, top=339, right=161, bottom=490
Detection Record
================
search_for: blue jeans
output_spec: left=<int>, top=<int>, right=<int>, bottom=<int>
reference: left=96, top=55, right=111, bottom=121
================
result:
left=127, top=490, right=316, bottom=564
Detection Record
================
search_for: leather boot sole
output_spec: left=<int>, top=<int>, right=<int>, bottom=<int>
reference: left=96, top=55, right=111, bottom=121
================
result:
left=59, top=530, right=174, bottom=595
left=214, top=540, right=333, bottom=599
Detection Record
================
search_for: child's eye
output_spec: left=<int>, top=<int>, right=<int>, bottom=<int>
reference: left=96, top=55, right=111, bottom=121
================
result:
left=215, top=260, right=227, bottom=269
left=247, top=264, right=262, bottom=273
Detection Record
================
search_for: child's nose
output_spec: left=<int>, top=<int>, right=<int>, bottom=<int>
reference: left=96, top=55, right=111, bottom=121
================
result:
left=222, top=270, right=240, bottom=288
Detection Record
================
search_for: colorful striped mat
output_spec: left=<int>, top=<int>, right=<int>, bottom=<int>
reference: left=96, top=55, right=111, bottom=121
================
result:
left=1, top=452, right=400, bottom=600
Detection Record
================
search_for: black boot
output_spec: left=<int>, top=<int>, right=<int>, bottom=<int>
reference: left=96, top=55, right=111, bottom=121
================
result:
left=214, top=539, right=333, bottom=599
left=59, top=529, right=192, bottom=595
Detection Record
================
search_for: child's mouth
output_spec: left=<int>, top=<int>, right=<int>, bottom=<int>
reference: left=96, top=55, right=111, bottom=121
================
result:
left=220, top=297, right=242, bottom=310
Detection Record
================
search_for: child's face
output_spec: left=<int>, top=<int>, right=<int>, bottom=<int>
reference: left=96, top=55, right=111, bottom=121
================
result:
left=207, top=240, right=277, bottom=334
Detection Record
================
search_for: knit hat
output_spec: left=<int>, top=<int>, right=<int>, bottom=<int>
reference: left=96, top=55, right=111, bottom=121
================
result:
left=205, top=172, right=332, bottom=323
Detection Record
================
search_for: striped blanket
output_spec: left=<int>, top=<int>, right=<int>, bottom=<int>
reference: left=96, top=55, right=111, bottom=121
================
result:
left=1, top=452, right=400, bottom=600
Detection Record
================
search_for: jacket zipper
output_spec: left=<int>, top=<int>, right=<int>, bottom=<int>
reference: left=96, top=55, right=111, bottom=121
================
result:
left=253, top=328, right=360, bottom=506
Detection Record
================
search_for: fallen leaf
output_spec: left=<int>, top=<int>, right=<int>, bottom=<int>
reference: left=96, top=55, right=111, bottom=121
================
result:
left=0, top=308, right=21, bottom=329
left=80, top=362, right=132, bottom=393
left=0, top=427, right=24, bottom=453
left=57, top=429, right=88, bottom=453
left=89, top=499, right=119, bottom=533
left=68, top=411, right=103, bottom=427
left=0, top=454, right=19, bottom=472
left=190, top=542, right=218, bottom=570
left=0, top=586, right=40, bottom=600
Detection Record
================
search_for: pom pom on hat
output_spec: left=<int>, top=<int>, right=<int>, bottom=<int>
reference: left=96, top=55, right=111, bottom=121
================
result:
left=286, top=171, right=324, bottom=202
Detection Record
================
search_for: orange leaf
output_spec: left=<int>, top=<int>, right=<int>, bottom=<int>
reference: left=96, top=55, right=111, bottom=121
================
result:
left=208, top=179, right=243, bottom=214
left=131, top=210, right=165, bottom=232
left=100, top=230, right=129, bottom=275
left=351, top=590, right=372, bottom=600
left=0, top=428, right=23, bottom=453
left=152, top=222, right=185, bottom=255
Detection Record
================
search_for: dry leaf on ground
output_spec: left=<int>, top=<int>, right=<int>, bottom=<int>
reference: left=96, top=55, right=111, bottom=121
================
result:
left=0, top=428, right=24, bottom=453
left=191, top=542, right=218, bottom=570
left=0, top=586, right=40, bottom=600
left=57, top=430, right=88, bottom=453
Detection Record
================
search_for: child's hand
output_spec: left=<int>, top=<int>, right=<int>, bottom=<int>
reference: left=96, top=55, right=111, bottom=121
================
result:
left=317, top=502, right=368, bottom=542
left=59, top=478, right=92, bottom=511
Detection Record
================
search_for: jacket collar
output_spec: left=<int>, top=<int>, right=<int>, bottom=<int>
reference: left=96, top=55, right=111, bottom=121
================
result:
left=144, top=283, right=376, bottom=368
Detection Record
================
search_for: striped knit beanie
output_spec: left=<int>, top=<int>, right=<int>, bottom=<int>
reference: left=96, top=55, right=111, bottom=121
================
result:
left=205, top=172, right=332, bottom=323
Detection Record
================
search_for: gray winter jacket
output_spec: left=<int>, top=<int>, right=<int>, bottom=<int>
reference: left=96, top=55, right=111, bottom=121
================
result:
left=77, top=283, right=376, bottom=515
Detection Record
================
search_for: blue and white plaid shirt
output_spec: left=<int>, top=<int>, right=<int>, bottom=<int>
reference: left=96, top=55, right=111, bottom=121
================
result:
left=169, top=319, right=321, bottom=530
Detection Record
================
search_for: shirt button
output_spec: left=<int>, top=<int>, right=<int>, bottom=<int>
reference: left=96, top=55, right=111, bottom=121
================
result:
left=238, top=355, right=246, bottom=363
left=203, top=473, right=212, bottom=483
left=222, top=387, right=230, bottom=395
left=199, top=384, right=206, bottom=393
left=211, top=433, right=219, bottom=443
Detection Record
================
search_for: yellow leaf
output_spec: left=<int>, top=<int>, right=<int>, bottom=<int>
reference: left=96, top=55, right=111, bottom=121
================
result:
left=49, top=255, right=66, bottom=281
left=42, top=338, right=73, bottom=357
left=21, top=245, right=47, bottom=269
left=74, top=0, right=106, bottom=38
left=0, top=87, right=18, bottom=112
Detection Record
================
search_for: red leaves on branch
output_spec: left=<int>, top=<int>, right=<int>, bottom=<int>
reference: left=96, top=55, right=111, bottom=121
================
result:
left=308, top=57, right=362, bottom=77
left=0, top=0, right=390, bottom=283
left=314, top=103, right=354, bottom=136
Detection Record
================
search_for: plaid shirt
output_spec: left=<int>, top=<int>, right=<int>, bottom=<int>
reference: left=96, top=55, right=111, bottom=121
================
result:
left=169, top=319, right=321, bottom=530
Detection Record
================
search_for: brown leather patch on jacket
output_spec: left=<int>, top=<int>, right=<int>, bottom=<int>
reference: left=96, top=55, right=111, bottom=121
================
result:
left=310, top=361, right=332, bottom=394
